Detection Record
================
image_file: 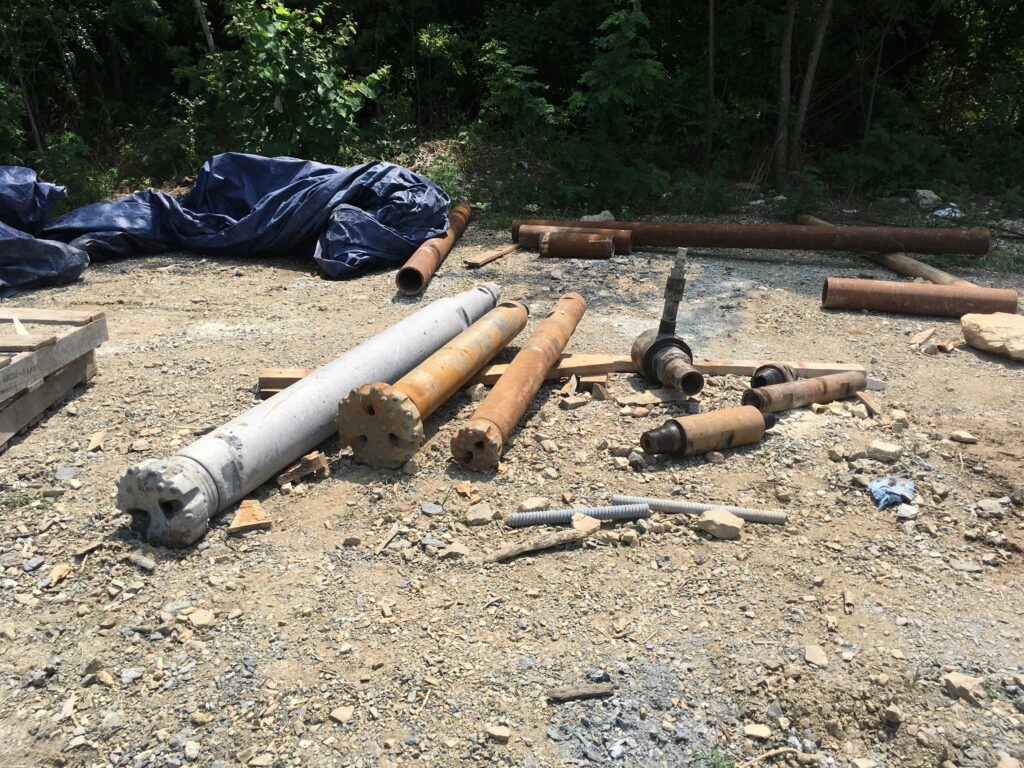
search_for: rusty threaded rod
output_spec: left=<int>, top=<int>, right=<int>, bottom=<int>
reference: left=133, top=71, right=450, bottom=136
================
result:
left=822, top=277, right=1017, bottom=317
left=641, top=406, right=775, bottom=457
left=452, top=293, right=587, bottom=471
left=396, top=202, right=472, bottom=295
left=741, top=370, right=867, bottom=413
left=338, top=300, right=529, bottom=468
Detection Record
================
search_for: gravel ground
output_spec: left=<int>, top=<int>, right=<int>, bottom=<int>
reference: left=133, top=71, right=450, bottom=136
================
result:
left=1, top=215, right=1022, bottom=768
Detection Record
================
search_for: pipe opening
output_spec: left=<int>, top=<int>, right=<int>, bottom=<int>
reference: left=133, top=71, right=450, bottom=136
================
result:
left=821, top=278, right=832, bottom=305
left=159, top=499, right=181, bottom=518
left=740, top=389, right=765, bottom=410
left=679, top=370, right=705, bottom=396
left=388, top=433, right=402, bottom=447
left=396, top=267, right=424, bottom=295
left=364, top=404, right=375, bottom=416
left=461, top=451, right=473, bottom=463
left=129, top=509, right=150, bottom=533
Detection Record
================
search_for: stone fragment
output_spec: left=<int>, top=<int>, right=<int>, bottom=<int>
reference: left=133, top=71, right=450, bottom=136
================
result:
left=329, top=705, right=355, bottom=724
left=571, top=514, right=601, bottom=534
left=942, top=671, right=986, bottom=706
left=694, top=509, right=743, bottom=540
left=804, top=644, right=828, bottom=668
left=881, top=704, right=903, bottom=725
left=949, top=558, right=981, bottom=573
left=485, top=725, right=511, bottom=744
left=866, top=441, right=902, bottom=462
left=438, top=542, right=469, bottom=560
left=961, top=312, right=1024, bottom=362
left=128, top=553, right=156, bottom=572
left=949, top=430, right=977, bottom=444
left=184, top=741, right=200, bottom=761
left=559, top=395, right=589, bottom=410
left=467, top=383, right=487, bottom=401
left=914, top=189, right=942, bottom=209
left=188, top=609, right=216, bottom=628
left=517, top=497, right=550, bottom=513
left=743, top=723, right=771, bottom=739
left=464, top=503, right=496, bottom=526
left=87, top=431, right=106, bottom=452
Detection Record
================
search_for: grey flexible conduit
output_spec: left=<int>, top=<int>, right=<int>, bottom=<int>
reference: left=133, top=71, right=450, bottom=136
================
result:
left=505, top=503, right=649, bottom=528
left=610, top=495, right=787, bottom=525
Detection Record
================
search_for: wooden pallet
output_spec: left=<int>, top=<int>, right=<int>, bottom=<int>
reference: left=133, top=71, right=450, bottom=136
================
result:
left=0, top=309, right=108, bottom=452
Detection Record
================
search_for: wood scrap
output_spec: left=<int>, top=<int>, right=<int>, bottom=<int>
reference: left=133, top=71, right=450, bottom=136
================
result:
left=463, top=243, right=521, bottom=268
left=694, top=358, right=866, bottom=377
left=856, top=391, right=882, bottom=416
left=374, top=523, right=400, bottom=555
left=0, top=333, right=56, bottom=352
left=545, top=683, right=615, bottom=702
left=472, top=354, right=635, bottom=386
left=276, top=451, right=330, bottom=486
left=557, top=375, right=578, bottom=397
left=576, top=374, right=607, bottom=392
left=483, top=528, right=593, bottom=564
left=228, top=499, right=272, bottom=534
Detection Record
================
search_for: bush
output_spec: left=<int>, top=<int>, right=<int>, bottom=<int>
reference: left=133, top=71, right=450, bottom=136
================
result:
left=0, top=82, right=26, bottom=163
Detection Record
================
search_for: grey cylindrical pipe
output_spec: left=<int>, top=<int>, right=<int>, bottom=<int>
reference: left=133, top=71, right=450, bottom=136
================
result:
left=116, top=284, right=501, bottom=547
left=505, top=504, right=649, bottom=528
left=611, top=494, right=787, bottom=525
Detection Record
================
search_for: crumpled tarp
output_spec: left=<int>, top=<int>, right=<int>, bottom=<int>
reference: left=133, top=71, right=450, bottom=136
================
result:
left=0, top=167, right=89, bottom=292
left=43, top=152, right=451, bottom=280
left=869, top=476, right=916, bottom=509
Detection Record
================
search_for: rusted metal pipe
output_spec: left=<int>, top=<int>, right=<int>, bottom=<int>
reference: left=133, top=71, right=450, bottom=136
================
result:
left=338, top=300, right=529, bottom=468
left=750, top=363, right=797, bottom=388
left=511, top=218, right=990, bottom=255
left=631, top=249, right=705, bottom=396
left=741, top=370, right=867, bottom=413
left=797, top=213, right=972, bottom=286
left=518, top=224, right=632, bottom=254
left=539, top=231, right=614, bottom=259
left=396, top=202, right=472, bottom=295
left=452, top=293, right=587, bottom=471
left=822, top=277, right=1018, bottom=317
left=641, top=405, right=776, bottom=457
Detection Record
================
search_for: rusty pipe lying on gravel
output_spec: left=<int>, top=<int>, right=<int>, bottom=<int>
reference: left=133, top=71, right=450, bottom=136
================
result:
left=750, top=362, right=798, bottom=388
left=511, top=218, right=990, bottom=255
left=741, top=370, right=867, bottom=413
left=338, top=300, right=529, bottom=468
left=539, top=231, right=614, bottom=259
left=631, top=249, right=705, bottom=396
left=641, top=405, right=776, bottom=457
left=451, top=293, right=587, bottom=471
left=396, top=202, right=472, bottom=295
left=116, top=284, right=501, bottom=547
left=517, top=224, right=632, bottom=254
left=821, top=277, right=1018, bottom=317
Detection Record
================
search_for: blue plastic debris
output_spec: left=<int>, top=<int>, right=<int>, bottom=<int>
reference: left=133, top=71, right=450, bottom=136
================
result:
left=869, top=476, right=915, bottom=509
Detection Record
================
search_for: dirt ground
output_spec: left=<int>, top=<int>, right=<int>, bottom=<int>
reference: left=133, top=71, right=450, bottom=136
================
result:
left=1, top=216, right=1023, bottom=768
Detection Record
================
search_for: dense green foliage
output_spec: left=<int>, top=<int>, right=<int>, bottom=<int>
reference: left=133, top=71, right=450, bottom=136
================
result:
left=2, top=0, right=1022, bottom=212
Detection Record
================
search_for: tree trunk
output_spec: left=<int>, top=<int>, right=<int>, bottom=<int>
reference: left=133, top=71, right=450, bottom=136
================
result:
left=192, top=0, right=217, bottom=53
left=773, top=0, right=797, bottom=190
left=790, top=0, right=834, bottom=168
left=3, top=28, right=46, bottom=159
left=704, top=0, right=716, bottom=172
left=863, top=15, right=895, bottom=141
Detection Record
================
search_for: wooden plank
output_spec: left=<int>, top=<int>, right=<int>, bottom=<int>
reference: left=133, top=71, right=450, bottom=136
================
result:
left=0, top=308, right=104, bottom=326
left=259, top=367, right=315, bottom=389
left=0, top=316, right=108, bottom=402
left=276, top=451, right=330, bottom=486
left=472, top=354, right=635, bottom=386
left=228, top=499, right=272, bottom=534
left=0, top=352, right=96, bottom=452
left=463, top=243, right=521, bottom=268
left=483, top=528, right=593, bottom=564
left=546, top=683, right=615, bottom=702
left=693, top=359, right=867, bottom=377
left=0, top=356, right=10, bottom=370
left=0, top=334, right=56, bottom=352
left=856, top=391, right=883, bottom=416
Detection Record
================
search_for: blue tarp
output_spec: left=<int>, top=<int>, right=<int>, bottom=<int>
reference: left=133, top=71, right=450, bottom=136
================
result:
left=1, top=152, right=451, bottom=292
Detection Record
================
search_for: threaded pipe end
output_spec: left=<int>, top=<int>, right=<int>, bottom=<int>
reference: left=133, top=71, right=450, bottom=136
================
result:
left=641, top=421, right=682, bottom=455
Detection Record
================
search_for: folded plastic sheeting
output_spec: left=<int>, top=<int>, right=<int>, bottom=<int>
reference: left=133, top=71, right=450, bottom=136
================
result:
left=43, top=153, right=451, bottom=279
left=0, top=167, right=89, bottom=292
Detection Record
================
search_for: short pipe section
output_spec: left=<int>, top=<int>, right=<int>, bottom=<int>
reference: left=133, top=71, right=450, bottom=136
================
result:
left=741, top=370, right=867, bottom=413
left=641, top=405, right=772, bottom=457
left=518, top=225, right=632, bottom=255
left=822, top=277, right=1017, bottom=317
left=539, top=231, right=614, bottom=259
left=396, top=202, right=472, bottom=295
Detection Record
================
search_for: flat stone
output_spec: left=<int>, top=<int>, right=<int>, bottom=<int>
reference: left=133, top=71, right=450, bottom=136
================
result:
left=866, top=440, right=902, bottom=462
left=517, top=497, right=550, bottom=513
left=949, top=558, right=982, bottom=573
left=127, top=553, right=156, bottom=572
left=559, top=395, right=589, bottom=410
left=743, top=723, right=771, bottom=739
left=464, top=503, right=496, bottom=526
left=438, top=542, right=469, bottom=560
left=485, top=725, right=511, bottom=744
left=852, top=759, right=878, bottom=768
left=914, top=189, right=942, bottom=209
left=694, top=509, right=743, bottom=540
left=804, top=644, right=829, bottom=668
left=949, top=430, right=977, bottom=444
left=571, top=514, right=601, bottom=534
left=420, top=502, right=444, bottom=517
left=329, top=705, right=355, bottom=724
left=895, top=504, right=919, bottom=521
left=188, top=609, right=216, bottom=628
left=962, top=312, right=1024, bottom=361
left=942, top=671, right=986, bottom=706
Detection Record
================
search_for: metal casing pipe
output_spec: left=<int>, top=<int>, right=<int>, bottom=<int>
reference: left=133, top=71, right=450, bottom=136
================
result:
left=750, top=363, right=798, bottom=388
left=338, top=300, right=529, bottom=468
left=511, top=218, right=990, bottom=255
left=741, top=370, right=867, bottom=413
left=821, top=277, right=1018, bottom=317
left=641, top=405, right=773, bottom=457
left=611, top=495, right=787, bottom=525
left=396, top=202, right=472, bottom=295
left=539, top=231, right=614, bottom=259
left=116, top=284, right=501, bottom=547
left=518, top=225, right=632, bottom=254
left=451, top=293, right=587, bottom=471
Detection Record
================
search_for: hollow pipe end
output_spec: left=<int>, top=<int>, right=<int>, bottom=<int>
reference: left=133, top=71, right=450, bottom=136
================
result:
left=395, top=265, right=427, bottom=295
left=662, top=359, right=705, bottom=396
left=115, top=456, right=219, bottom=548
left=740, top=388, right=766, bottom=411
left=338, top=384, right=424, bottom=469
left=450, top=419, right=504, bottom=472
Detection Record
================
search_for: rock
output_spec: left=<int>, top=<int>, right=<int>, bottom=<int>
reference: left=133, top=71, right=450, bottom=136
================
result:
left=438, top=542, right=469, bottom=560
left=706, top=451, right=726, bottom=465
left=942, top=671, right=986, bottom=706
left=87, top=431, right=106, bottom=452
left=329, top=705, right=355, bottom=724
left=852, top=759, right=878, bottom=768
left=120, top=668, right=144, bottom=684
left=895, top=504, right=919, bottom=521
left=188, top=609, right=216, bottom=628
left=420, top=502, right=445, bottom=517
left=949, top=558, right=982, bottom=573
left=559, top=395, right=589, bottom=410
left=129, top=439, right=151, bottom=452
left=962, top=313, right=1024, bottom=362
left=949, top=430, right=977, bottom=444
left=127, top=553, right=156, bottom=572
left=881, top=704, right=903, bottom=726
left=571, top=514, right=601, bottom=534
left=342, top=536, right=361, bottom=547
left=976, top=499, right=1004, bottom=517
left=743, top=723, right=771, bottom=740
left=517, top=497, right=550, bottom=513
left=804, top=644, right=829, bottom=668
left=485, top=725, right=512, bottom=744
left=184, top=740, right=200, bottom=761
left=464, top=503, right=496, bottom=526
left=540, top=439, right=557, bottom=453
left=996, top=758, right=1022, bottom=768
left=914, top=189, right=942, bottom=209
left=100, top=710, right=125, bottom=730
left=866, top=440, right=902, bottom=462
left=581, top=210, right=615, bottom=222
left=402, top=459, right=419, bottom=476
left=848, top=403, right=870, bottom=420
left=467, top=383, right=487, bottom=401
left=540, top=467, right=559, bottom=479
left=694, top=509, right=743, bottom=540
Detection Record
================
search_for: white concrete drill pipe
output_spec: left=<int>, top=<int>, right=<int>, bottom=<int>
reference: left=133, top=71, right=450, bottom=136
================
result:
left=117, top=284, right=501, bottom=547
left=610, top=494, right=787, bottom=525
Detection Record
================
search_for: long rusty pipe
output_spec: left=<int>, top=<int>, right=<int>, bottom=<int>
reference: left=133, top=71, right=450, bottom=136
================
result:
left=451, top=293, right=587, bottom=471
left=539, top=231, right=614, bottom=259
left=338, top=300, right=529, bottom=468
left=518, top=224, right=632, bottom=254
left=511, top=218, right=989, bottom=255
left=641, top=406, right=775, bottom=457
left=396, top=202, right=472, bottom=295
left=741, top=370, right=867, bottom=413
left=796, top=213, right=972, bottom=285
left=822, top=277, right=1018, bottom=317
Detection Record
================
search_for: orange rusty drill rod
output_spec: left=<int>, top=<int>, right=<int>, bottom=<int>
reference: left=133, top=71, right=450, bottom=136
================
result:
left=822, top=277, right=1018, bottom=317
left=396, top=202, right=472, bottom=295
left=518, top=224, right=633, bottom=255
left=539, top=231, right=614, bottom=259
left=510, top=218, right=990, bottom=256
left=741, top=370, right=867, bottom=413
left=641, top=405, right=775, bottom=457
left=451, top=293, right=587, bottom=471
left=337, top=300, right=529, bottom=469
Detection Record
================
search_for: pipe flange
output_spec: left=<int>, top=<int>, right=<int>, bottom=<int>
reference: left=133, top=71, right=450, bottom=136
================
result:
left=631, top=328, right=694, bottom=381
left=338, top=383, right=424, bottom=469
left=451, top=418, right=504, bottom=472
left=115, top=456, right=220, bottom=548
